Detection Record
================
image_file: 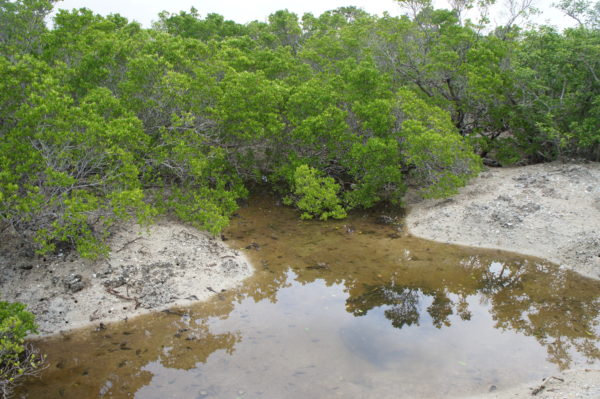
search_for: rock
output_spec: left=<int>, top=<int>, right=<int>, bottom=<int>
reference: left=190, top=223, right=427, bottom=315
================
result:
left=491, top=210, right=523, bottom=228
left=376, top=215, right=397, bottom=225
left=518, top=202, right=541, bottom=214
left=186, top=333, right=200, bottom=341
left=220, top=258, right=240, bottom=273
left=245, top=242, right=260, bottom=250
left=96, top=265, right=113, bottom=278
left=307, top=262, right=329, bottom=270
left=104, top=276, right=126, bottom=288
left=137, top=284, right=173, bottom=309
left=64, top=274, right=85, bottom=293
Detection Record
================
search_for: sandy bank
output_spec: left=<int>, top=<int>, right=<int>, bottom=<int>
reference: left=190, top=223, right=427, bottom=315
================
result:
left=0, top=219, right=253, bottom=337
left=464, top=369, right=600, bottom=399
left=406, top=162, right=600, bottom=399
left=406, top=162, right=600, bottom=280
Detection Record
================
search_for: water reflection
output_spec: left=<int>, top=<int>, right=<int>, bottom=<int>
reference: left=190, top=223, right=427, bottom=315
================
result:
left=18, top=195, right=600, bottom=399
left=343, top=261, right=600, bottom=369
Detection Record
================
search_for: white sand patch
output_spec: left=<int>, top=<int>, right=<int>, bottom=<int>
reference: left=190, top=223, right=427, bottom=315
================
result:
left=0, top=218, right=253, bottom=337
left=406, top=162, right=600, bottom=280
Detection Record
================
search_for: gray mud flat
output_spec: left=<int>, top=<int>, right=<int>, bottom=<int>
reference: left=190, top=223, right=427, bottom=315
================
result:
left=0, top=219, right=253, bottom=336
left=407, top=162, right=600, bottom=280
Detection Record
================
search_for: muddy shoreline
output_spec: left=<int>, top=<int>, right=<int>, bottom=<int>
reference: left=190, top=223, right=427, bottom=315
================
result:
left=406, top=161, right=600, bottom=399
left=4, top=162, right=597, bottom=338
left=0, top=218, right=253, bottom=337
left=406, top=162, right=600, bottom=280
left=2, top=162, right=599, bottom=398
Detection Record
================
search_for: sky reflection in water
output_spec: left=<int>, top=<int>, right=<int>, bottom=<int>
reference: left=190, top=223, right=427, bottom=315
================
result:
left=20, top=196, right=600, bottom=399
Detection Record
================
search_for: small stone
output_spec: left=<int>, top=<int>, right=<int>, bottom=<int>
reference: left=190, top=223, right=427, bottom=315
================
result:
left=376, top=215, right=396, bottom=225
left=186, top=333, right=200, bottom=341
left=245, top=242, right=260, bottom=250
left=306, top=262, right=329, bottom=270
left=64, top=274, right=84, bottom=293
left=104, top=276, right=126, bottom=288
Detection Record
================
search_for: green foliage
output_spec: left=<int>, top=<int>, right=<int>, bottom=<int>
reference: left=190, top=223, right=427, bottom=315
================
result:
left=343, top=138, right=405, bottom=208
left=216, top=71, right=287, bottom=142
left=155, top=8, right=247, bottom=41
left=0, top=0, right=55, bottom=58
left=284, top=165, right=347, bottom=220
left=511, top=26, right=600, bottom=161
left=397, top=90, right=482, bottom=198
left=267, top=9, right=302, bottom=52
left=159, top=138, right=248, bottom=235
left=0, top=302, right=44, bottom=398
left=0, top=303, right=37, bottom=349
left=7, top=0, right=599, bottom=253
left=2, top=73, right=153, bottom=257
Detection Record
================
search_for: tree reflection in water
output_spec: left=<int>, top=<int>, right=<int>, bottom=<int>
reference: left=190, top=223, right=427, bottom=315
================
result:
left=18, top=196, right=600, bottom=398
left=343, top=258, right=600, bottom=369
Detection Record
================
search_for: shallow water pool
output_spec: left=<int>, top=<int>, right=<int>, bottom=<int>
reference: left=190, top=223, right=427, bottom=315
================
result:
left=19, top=196, right=600, bottom=398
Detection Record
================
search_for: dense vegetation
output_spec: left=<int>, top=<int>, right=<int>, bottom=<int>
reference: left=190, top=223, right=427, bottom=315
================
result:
left=0, top=302, right=44, bottom=397
left=1, top=0, right=599, bottom=257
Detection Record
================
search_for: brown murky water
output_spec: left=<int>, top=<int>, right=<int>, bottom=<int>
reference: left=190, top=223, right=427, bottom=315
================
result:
left=19, top=196, right=600, bottom=398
